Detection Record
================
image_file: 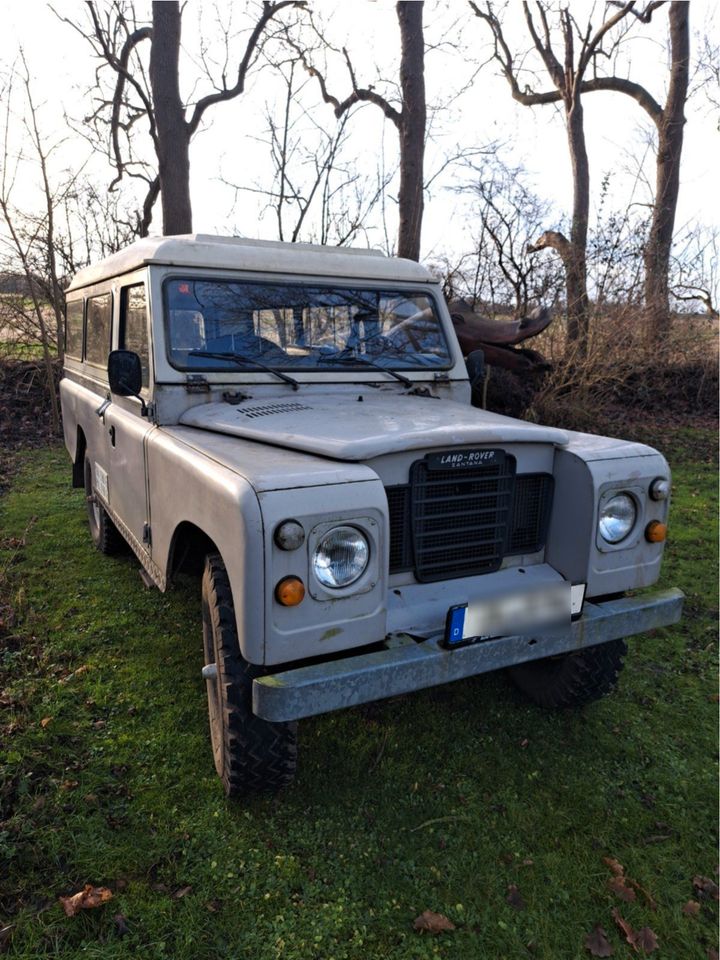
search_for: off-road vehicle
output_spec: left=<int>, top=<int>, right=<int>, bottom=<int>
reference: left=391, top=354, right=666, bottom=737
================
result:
left=60, top=235, right=683, bottom=796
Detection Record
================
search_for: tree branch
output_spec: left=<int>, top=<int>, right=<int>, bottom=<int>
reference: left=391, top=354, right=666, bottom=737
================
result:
left=187, top=0, right=307, bottom=135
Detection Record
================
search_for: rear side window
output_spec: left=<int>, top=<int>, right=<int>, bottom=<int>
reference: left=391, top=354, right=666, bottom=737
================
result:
left=65, top=299, right=84, bottom=359
left=121, top=284, right=149, bottom=388
left=85, top=293, right=112, bottom=367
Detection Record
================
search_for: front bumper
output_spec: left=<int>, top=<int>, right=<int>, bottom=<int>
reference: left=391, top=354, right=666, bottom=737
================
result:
left=253, top=588, right=684, bottom=722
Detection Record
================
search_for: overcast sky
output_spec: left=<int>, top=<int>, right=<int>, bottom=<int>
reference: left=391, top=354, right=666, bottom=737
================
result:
left=1, top=0, right=718, bottom=265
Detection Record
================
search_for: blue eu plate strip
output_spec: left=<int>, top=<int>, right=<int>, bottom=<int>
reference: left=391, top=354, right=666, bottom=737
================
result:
left=446, top=605, right=467, bottom=645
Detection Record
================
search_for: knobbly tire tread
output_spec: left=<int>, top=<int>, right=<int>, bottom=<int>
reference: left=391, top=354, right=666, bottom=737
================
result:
left=508, top=638, right=628, bottom=709
left=84, top=456, right=124, bottom=555
left=203, top=553, right=297, bottom=797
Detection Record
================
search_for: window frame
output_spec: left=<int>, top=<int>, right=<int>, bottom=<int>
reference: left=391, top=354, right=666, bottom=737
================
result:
left=119, top=282, right=150, bottom=389
left=84, top=290, right=114, bottom=370
left=65, top=297, right=85, bottom=361
left=161, top=275, right=453, bottom=374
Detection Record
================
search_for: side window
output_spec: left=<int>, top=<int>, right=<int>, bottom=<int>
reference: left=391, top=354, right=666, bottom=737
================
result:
left=85, top=293, right=112, bottom=367
left=65, top=299, right=84, bottom=359
left=121, top=284, right=150, bottom=388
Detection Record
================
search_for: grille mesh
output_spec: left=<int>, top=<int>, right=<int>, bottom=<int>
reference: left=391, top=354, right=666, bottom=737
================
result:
left=386, top=460, right=553, bottom=582
left=510, top=474, right=554, bottom=553
left=410, top=455, right=516, bottom=582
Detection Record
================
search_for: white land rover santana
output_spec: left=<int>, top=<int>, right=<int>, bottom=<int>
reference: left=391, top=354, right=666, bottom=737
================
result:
left=60, top=235, right=683, bottom=796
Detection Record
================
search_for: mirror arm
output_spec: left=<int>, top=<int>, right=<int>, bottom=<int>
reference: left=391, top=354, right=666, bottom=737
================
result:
left=118, top=380, right=149, bottom=417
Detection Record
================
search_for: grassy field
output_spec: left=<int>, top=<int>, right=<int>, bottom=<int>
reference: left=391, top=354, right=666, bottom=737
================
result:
left=0, top=436, right=717, bottom=959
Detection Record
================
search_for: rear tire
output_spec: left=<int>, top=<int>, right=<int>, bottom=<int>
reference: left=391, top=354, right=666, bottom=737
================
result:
left=202, top=553, right=298, bottom=797
left=508, top=639, right=627, bottom=709
left=84, top=455, right=124, bottom=555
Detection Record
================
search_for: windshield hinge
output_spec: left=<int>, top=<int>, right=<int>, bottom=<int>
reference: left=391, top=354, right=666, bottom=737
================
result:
left=433, top=371, right=450, bottom=383
left=185, top=374, right=210, bottom=394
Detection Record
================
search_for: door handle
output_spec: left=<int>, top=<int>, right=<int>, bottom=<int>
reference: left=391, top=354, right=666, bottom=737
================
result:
left=95, top=398, right=111, bottom=418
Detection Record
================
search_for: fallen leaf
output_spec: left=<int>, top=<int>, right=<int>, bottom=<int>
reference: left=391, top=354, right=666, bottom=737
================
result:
left=611, top=909, right=659, bottom=954
left=40, top=717, right=53, bottom=728
left=693, top=876, right=720, bottom=901
left=206, top=899, right=222, bottom=912
left=682, top=900, right=700, bottom=916
left=59, top=885, right=113, bottom=917
left=608, top=876, right=637, bottom=903
left=506, top=884, right=526, bottom=910
left=60, top=780, right=79, bottom=791
left=172, top=885, right=192, bottom=899
left=611, top=907, right=636, bottom=947
left=114, top=914, right=129, bottom=937
left=413, top=910, right=455, bottom=934
left=633, top=927, right=659, bottom=954
left=603, top=857, right=625, bottom=878
left=584, top=924, right=614, bottom=957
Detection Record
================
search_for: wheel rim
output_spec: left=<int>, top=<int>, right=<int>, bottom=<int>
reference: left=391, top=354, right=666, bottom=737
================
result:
left=202, top=606, right=223, bottom=777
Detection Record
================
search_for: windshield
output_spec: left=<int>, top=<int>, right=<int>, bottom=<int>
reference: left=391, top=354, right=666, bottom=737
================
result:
left=164, top=278, right=452, bottom=373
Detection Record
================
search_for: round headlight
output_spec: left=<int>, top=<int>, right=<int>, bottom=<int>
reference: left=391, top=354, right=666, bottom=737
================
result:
left=598, top=494, right=637, bottom=544
left=312, top=526, right=369, bottom=589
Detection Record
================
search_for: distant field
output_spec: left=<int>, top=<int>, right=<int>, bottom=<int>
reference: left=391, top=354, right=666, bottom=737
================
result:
left=0, top=435, right=717, bottom=960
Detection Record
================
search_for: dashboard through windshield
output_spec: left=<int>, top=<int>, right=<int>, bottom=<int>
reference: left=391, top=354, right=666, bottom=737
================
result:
left=164, top=278, right=452, bottom=373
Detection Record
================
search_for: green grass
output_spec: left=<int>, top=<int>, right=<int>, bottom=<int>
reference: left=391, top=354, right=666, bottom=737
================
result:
left=0, top=342, right=58, bottom=361
left=0, top=435, right=717, bottom=959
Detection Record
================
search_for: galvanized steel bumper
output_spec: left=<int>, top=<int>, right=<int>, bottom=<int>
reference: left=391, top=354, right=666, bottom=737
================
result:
left=253, top=588, right=684, bottom=722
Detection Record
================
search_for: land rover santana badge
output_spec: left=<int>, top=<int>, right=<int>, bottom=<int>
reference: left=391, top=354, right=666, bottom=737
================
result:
left=425, top=449, right=501, bottom=470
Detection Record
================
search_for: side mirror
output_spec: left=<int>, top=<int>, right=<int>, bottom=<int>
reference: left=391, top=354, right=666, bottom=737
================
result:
left=108, top=350, right=147, bottom=415
left=465, top=349, right=486, bottom=390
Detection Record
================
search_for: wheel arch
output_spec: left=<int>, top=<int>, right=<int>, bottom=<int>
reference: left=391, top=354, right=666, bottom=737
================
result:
left=167, top=520, right=221, bottom=581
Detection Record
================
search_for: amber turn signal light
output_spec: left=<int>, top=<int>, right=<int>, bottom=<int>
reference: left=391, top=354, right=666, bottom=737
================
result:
left=645, top=521, right=667, bottom=543
left=275, top=576, right=305, bottom=606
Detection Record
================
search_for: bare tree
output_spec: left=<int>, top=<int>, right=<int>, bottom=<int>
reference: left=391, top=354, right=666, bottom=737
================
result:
left=471, top=1, right=689, bottom=343
left=0, top=64, right=65, bottom=429
left=289, top=1, right=426, bottom=260
left=670, top=224, right=719, bottom=321
left=223, top=54, right=392, bottom=246
left=58, top=0, right=307, bottom=235
left=448, top=159, right=563, bottom=318
left=470, top=2, right=663, bottom=351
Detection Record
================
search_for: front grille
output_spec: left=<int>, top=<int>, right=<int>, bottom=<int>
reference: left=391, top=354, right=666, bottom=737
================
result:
left=509, top=474, right=554, bottom=554
left=386, top=457, right=553, bottom=582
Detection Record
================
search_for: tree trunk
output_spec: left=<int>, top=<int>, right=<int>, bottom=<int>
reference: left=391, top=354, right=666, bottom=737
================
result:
left=396, top=1, right=425, bottom=261
left=149, top=2, right=192, bottom=235
left=565, top=95, right=591, bottom=353
left=643, top=0, right=689, bottom=342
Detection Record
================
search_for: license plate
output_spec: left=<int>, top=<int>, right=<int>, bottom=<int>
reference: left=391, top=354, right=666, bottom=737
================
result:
left=443, top=582, right=578, bottom=648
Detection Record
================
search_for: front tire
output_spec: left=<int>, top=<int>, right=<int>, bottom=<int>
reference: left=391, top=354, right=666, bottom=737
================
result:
left=83, top=455, right=124, bottom=555
left=202, top=553, right=298, bottom=797
left=508, top=639, right=627, bottom=709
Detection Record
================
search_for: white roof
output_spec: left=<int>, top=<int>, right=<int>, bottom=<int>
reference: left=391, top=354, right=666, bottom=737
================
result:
left=66, top=234, right=435, bottom=291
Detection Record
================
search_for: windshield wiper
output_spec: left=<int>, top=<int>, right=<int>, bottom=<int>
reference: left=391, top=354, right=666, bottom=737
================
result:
left=325, top=354, right=413, bottom=388
left=188, top=350, right=299, bottom=391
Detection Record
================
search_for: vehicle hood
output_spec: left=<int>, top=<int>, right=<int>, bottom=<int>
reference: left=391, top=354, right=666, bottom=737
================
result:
left=178, top=392, right=568, bottom=461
